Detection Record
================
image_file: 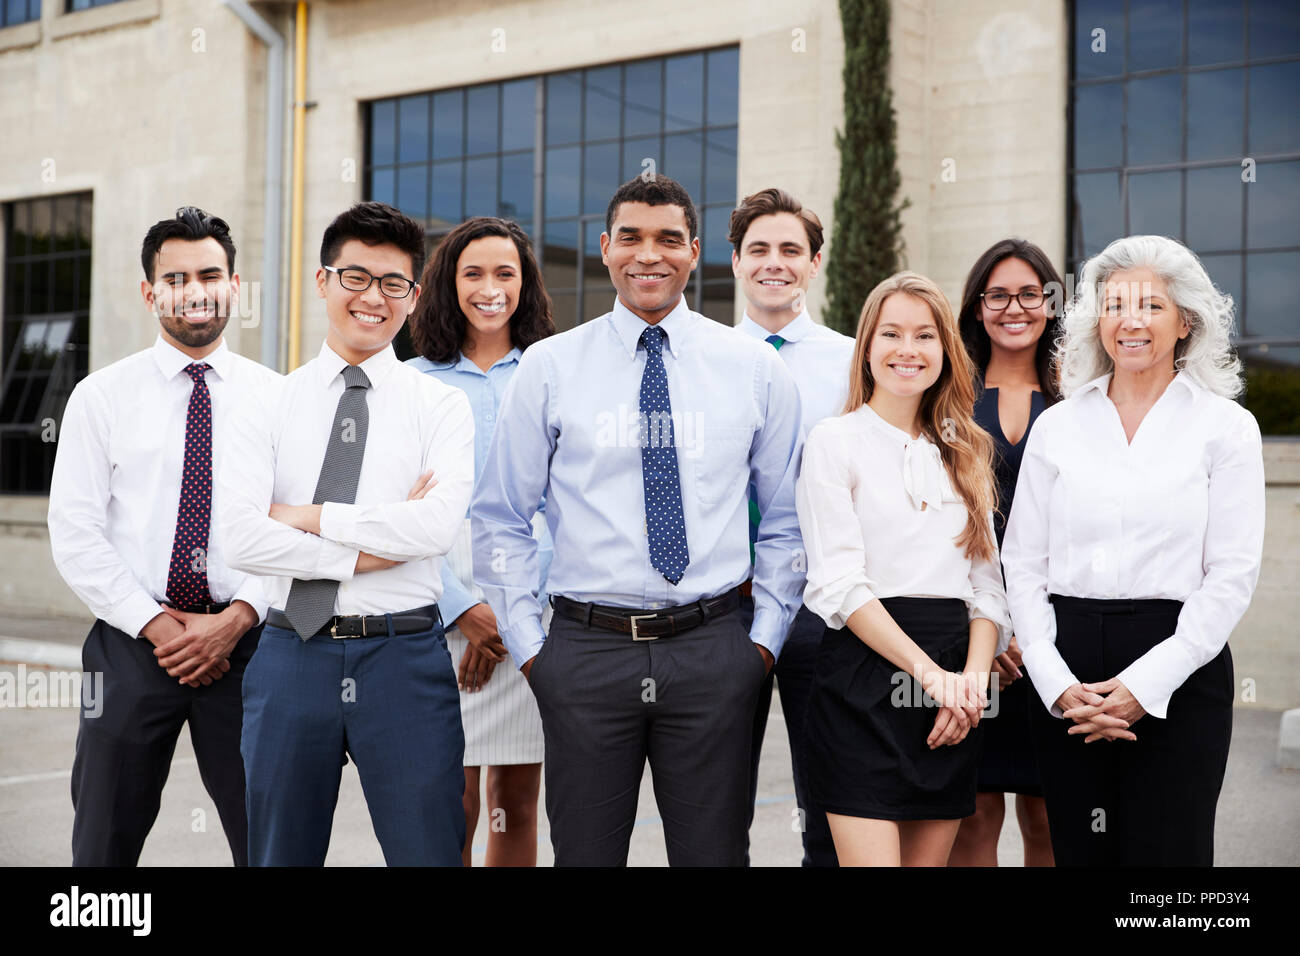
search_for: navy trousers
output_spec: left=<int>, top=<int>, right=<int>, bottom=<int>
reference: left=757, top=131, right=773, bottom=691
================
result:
left=240, top=616, right=465, bottom=866
left=742, top=598, right=839, bottom=867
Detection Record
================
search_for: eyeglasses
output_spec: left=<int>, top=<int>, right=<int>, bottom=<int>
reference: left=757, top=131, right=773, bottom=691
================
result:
left=980, top=289, right=1044, bottom=311
left=323, top=265, right=416, bottom=299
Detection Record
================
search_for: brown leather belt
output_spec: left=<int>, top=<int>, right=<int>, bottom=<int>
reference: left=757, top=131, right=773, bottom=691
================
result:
left=551, top=589, right=741, bottom=641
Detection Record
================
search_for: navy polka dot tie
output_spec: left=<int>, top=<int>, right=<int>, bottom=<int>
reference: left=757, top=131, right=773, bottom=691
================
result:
left=639, top=326, right=689, bottom=585
left=165, top=362, right=214, bottom=607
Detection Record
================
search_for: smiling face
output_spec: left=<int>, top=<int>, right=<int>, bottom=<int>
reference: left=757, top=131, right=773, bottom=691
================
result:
left=980, top=256, right=1048, bottom=356
left=140, top=236, right=237, bottom=355
left=732, top=211, right=820, bottom=323
left=600, top=201, right=699, bottom=323
left=456, top=235, right=522, bottom=341
left=316, top=238, right=420, bottom=364
left=1099, top=266, right=1189, bottom=378
left=868, top=292, right=945, bottom=399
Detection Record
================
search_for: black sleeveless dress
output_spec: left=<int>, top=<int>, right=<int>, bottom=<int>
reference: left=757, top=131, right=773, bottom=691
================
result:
left=974, top=385, right=1046, bottom=797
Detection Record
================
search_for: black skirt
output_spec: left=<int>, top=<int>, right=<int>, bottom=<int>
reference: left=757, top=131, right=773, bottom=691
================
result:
left=801, top=597, right=983, bottom=821
left=976, top=670, right=1044, bottom=797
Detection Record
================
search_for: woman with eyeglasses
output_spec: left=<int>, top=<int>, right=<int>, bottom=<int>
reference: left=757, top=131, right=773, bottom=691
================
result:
left=406, top=217, right=556, bottom=866
left=1001, top=235, right=1264, bottom=865
left=948, top=239, right=1061, bottom=868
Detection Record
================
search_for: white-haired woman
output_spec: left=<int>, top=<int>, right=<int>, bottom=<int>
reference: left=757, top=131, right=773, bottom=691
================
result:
left=1001, top=235, right=1265, bottom=866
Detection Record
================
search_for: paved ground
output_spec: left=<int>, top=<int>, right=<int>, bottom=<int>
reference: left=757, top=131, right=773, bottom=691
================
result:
left=2, top=614, right=1296, bottom=866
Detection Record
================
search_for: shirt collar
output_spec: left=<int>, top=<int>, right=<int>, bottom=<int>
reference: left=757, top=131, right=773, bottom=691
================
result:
left=1077, top=370, right=1201, bottom=404
left=411, top=346, right=522, bottom=376
left=316, top=340, right=399, bottom=389
left=152, top=335, right=233, bottom=380
left=739, top=309, right=815, bottom=343
left=610, top=295, right=691, bottom=360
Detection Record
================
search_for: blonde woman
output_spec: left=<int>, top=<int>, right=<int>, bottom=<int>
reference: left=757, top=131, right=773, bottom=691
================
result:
left=1001, top=235, right=1265, bottom=866
left=795, top=272, right=1011, bottom=866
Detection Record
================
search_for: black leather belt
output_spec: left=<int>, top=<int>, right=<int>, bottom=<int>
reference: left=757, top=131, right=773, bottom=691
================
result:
left=169, top=601, right=230, bottom=614
left=266, top=604, right=441, bottom=638
left=551, top=589, right=740, bottom=640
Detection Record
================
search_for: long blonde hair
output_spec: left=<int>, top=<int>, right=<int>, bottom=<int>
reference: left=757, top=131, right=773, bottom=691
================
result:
left=844, top=271, right=998, bottom=562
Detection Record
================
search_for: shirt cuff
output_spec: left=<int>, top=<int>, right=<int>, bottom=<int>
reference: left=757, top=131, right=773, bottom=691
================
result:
left=230, top=579, right=270, bottom=625
left=749, top=603, right=793, bottom=659
left=1114, top=637, right=1198, bottom=720
left=314, top=535, right=359, bottom=582
left=110, top=590, right=169, bottom=640
left=438, top=581, right=478, bottom=630
left=1021, top=641, right=1079, bottom=719
left=811, top=583, right=875, bottom=632
left=501, top=615, right=547, bottom=670
left=968, top=600, right=1013, bottom=658
left=319, top=501, right=356, bottom=547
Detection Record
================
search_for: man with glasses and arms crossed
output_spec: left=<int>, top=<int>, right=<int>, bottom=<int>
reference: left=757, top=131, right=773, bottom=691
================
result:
left=222, top=202, right=474, bottom=866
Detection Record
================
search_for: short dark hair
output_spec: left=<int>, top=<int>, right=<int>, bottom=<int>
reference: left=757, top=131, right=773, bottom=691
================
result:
left=727, top=187, right=825, bottom=257
left=320, top=202, right=426, bottom=277
left=409, top=217, right=556, bottom=364
left=141, top=206, right=236, bottom=282
left=957, top=238, right=1064, bottom=405
left=604, top=175, right=698, bottom=240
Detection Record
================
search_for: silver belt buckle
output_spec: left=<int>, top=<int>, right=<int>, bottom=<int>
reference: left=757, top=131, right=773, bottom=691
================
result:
left=629, top=613, right=659, bottom=641
left=329, top=616, right=367, bottom=639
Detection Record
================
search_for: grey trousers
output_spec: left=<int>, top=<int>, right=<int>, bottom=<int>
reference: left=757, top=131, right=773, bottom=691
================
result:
left=529, top=607, right=768, bottom=866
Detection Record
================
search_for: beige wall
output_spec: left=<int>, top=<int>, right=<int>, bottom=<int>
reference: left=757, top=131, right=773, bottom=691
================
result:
left=891, top=0, right=1069, bottom=303
left=0, top=0, right=274, bottom=369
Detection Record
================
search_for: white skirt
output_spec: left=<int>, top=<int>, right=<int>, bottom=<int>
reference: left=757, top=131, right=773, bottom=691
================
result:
left=443, top=515, right=548, bottom=767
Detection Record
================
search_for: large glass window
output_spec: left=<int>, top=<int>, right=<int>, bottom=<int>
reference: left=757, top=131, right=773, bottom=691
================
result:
left=1069, top=0, right=1300, bottom=433
left=1, top=0, right=40, bottom=27
left=1, top=194, right=92, bottom=494
left=364, top=47, right=739, bottom=342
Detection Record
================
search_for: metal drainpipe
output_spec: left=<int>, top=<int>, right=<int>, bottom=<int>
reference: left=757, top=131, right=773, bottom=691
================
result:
left=222, top=0, right=285, bottom=372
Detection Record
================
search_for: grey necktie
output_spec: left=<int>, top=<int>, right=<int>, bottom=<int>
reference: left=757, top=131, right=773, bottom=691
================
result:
left=283, top=363, right=371, bottom=640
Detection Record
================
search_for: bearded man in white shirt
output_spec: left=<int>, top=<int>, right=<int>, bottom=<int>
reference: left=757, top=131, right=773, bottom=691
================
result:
left=48, top=207, right=278, bottom=866
left=221, top=202, right=474, bottom=866
left=729, top=188, right=854, bottom=867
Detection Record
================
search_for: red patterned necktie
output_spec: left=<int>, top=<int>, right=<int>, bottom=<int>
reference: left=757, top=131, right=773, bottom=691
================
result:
left=165, top=362, right=215, bottom=607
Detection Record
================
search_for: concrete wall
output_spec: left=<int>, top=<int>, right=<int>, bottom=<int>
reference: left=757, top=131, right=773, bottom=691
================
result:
left=891, top=0, right=1069, bottom=303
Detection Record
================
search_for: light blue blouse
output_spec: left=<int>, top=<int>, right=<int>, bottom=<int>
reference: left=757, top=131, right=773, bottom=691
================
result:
left=407, top=348, right=553, bottom=625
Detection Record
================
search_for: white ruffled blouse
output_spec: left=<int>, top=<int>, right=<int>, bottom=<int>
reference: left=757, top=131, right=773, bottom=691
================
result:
left=794, top=403, right=1012, bottom=654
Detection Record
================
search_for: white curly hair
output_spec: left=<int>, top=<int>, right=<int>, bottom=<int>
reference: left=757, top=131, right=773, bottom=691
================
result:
left=1055, top=235, right=1244, bottom=399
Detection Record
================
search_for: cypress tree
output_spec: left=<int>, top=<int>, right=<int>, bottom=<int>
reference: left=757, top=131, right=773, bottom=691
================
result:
left=825, top=0, right=908, bottom=335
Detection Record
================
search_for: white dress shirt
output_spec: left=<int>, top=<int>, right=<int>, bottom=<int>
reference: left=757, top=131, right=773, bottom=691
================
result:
left=795, top=403, right=1012, bottom=653
left=737, top=310, right=856, bottom=436
left=219, top=341, right=474, bottom=615
left=48, top=336, right=279, bottom=638
left=1001, top=372, right=1265, bottom=720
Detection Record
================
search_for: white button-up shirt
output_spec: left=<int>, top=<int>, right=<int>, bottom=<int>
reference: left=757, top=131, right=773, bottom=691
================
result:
left=219, top=341, right=474, bottom=615
left=1001, top=372, right=1265, bottom=719
left=48, top=336, right=279, bottom=638
left=795, top=403, right=1012, bottom=652
left=736, top=310, right=855, bottom=437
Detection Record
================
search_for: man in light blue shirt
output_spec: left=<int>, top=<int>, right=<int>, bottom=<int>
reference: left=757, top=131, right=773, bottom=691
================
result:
left=472, top=175, right=805, bottom=865
left=730, top=187, right=855, bottom=867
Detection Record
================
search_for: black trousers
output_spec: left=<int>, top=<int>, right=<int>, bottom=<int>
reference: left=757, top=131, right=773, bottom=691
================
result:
left=1029, top=596, right=1233, bottom=867
left=71, top=618, right=261, bottom=866
left=742, top=598, right=838, bottom=866
left=530, top=607, right=767, bottom=866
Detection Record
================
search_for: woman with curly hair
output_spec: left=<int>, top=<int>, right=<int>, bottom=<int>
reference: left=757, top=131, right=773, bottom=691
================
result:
left=1001, top=235, right=1265, bottom=866
left=406, top=216, right=556, bottom=866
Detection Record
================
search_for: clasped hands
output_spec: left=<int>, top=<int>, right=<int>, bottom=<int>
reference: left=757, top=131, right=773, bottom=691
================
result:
left=922, top=667, right=988, bottom=750
left=1055, top=678, right=1145, bottom=743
